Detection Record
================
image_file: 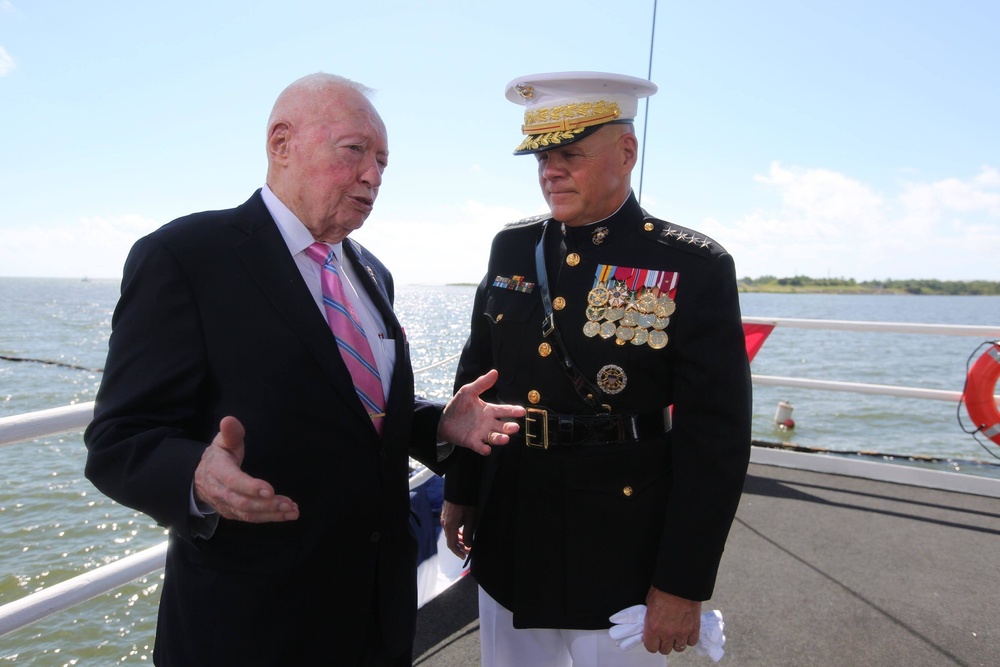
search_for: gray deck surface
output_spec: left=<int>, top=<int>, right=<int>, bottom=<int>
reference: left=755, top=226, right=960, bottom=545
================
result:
left=413, top=460, right=1000, bottom=666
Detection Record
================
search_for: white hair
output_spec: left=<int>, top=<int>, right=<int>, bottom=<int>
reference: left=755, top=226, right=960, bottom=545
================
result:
left=266, top=72, right=376, bottom=131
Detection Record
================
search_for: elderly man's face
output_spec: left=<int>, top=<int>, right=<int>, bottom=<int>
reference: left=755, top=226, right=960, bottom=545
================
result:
left=277, top=87, right=389, bottom=243
left=534, top=125, right=635, bottom=227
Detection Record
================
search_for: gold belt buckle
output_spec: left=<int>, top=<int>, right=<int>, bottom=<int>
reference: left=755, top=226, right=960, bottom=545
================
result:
left=524, top=408, right=549, bottom=449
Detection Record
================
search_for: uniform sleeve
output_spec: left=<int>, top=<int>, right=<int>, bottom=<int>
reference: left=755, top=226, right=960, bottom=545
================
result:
left=652, top=250, right=753, bottom=600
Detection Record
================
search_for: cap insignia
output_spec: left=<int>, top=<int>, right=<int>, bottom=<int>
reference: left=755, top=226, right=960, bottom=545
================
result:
left=515, top=84, right=535, bottom=100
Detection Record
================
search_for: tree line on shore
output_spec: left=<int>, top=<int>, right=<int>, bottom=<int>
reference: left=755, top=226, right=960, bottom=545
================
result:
left=739, top=276, right=1000, bottom=295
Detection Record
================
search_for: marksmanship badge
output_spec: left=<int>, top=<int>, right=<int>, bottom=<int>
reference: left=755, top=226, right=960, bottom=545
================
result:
left=596, top=364, right=627, bottom=394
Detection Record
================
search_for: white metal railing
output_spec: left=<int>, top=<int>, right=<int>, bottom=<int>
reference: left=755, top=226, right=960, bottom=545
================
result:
left=741, top=316, right=1000, bottom=338
left=742, top=317, right=1000, bottom=405
left=0, top=451, right=440, bottom=638
left=0, top=356, right=456, bottom=638
left=2, top=318, right=999, bottom=638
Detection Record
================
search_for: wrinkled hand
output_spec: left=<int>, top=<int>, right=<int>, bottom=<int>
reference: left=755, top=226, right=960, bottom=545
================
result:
left=644, top=587, right=702, bottom=654
left=438, top=369, right=525, bottom=455
left=193, top=416, right=300, bottom=523
left=441, top=501, right=476, bottom=559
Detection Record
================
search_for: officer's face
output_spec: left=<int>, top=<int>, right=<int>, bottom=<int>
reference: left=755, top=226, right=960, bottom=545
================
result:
left=534, top=125, right=636, bottom=227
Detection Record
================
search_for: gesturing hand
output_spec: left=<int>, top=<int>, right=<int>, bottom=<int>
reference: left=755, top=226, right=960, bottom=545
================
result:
left=438, top=369, right=526, bottom=455
left=193, top=416, right=300, bottom=523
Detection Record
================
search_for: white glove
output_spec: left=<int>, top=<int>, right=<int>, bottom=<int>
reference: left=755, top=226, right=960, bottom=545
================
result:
left=608, top=605, right=726, bottom=662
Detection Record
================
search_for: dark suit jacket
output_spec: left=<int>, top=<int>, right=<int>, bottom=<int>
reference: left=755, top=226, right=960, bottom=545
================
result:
left=444, top=193, right=752, bottom=629
left=84, top=190, right=444, bottom=665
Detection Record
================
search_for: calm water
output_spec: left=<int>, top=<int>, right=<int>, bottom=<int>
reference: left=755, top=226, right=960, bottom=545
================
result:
left=1, top=277, right=999, bottom=664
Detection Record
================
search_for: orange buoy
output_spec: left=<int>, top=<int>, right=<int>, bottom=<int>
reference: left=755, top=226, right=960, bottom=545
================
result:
left=963, top=342, right=1000, bottom=446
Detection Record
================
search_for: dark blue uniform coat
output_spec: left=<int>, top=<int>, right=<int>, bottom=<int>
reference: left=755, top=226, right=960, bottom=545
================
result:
left=445, top=193, right=752, bottom=629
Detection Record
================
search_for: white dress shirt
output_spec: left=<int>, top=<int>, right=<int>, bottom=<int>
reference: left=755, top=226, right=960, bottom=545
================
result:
left=261, top=185, right=396, bottom=402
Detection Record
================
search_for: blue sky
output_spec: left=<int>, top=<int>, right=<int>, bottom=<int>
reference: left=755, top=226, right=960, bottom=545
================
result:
left=1, top=0, right=997, bottom=284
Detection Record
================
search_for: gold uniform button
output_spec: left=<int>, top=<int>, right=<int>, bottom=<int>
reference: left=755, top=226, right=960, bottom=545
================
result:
left=528, top=390, right=541, bottom=404
left=538, top=342, right=552, bottom=357
left=565, top=253, right=580, bottom=267
left=552, top=296, right=566, bottom=310
left=623, top=486, right=633, bottom=497
left=644, top=222, right=654, bottom=232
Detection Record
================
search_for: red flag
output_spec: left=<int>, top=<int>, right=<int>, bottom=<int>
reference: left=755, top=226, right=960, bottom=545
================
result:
left=743, top=323, right=775, bottom=362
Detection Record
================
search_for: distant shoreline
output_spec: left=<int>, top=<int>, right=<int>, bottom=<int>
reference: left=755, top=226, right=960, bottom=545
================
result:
left=737, top=277, right=1000, bottom=296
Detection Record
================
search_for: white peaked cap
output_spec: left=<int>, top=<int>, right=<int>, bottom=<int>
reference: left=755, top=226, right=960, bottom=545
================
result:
left=504, top=71, right=658, bottom=154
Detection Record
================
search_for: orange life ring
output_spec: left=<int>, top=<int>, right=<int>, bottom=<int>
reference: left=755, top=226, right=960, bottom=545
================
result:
left=964, top=342, right=1000, bottom=446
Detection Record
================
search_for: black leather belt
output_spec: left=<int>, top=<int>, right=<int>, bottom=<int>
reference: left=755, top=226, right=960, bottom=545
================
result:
left=522, top=408, right=671, bottom=449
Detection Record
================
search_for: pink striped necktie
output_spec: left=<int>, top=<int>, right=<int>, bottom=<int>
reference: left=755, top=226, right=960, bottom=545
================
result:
left=306, top=243, right=385, bottom=435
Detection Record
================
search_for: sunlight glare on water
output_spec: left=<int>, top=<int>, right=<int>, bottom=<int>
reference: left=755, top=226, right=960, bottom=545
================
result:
left=1, top=279, right=998, bottom=663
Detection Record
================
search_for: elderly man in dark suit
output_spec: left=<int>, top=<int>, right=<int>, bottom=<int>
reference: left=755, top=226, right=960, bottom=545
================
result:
left=84, top=72, right=524, bottom=667
left=442, top=71, right=752, bottom=666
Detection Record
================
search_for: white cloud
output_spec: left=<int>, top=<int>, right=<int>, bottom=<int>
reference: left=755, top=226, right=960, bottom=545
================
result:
left=0, top=202, right=537, bottom=284
left=899, top=165, right=1000, bottom=217
left=0, top=214, right=161, bottom=278
left=0, top=46, right=15, bottom=76
left=718, top=162, right=1000, bottom=281
left=6, top=167, right=997, bottom=284
left=352, top=201, right=533, bottom=285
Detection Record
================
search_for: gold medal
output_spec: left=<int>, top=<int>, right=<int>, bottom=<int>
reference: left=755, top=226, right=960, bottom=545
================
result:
left=655, top=296, right=676, bottom=318
left=648, top=330, right=668, bottom=349
left=616, top=326, right=635, bottom=342
left=604, top=307, right=625, bottom=322
left=596, top=364, right=627, bottom=394
left=587, top=285, right=609, bottom=307
left=638, top=313, right=656, bottom=329
left=599, top=321, right=617, bottom=339
left=652, top=317, right=669, bottom=330
left=631, top=328, right=649, bottom=346
left=636, top=291, right=657, bottom=314
left=585, top=305, right=605, bottom=321
left=620, top=310, right=638, bottom=327
left=583, top=321, right=601, bottom=337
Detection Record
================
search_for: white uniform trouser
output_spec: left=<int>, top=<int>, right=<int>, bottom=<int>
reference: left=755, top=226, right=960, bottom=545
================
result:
left=478, top=587, right=667, bottom=667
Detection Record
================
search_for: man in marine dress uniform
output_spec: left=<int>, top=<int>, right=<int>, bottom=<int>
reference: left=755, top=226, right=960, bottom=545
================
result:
left=441, top=71, right=752, bottom=666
